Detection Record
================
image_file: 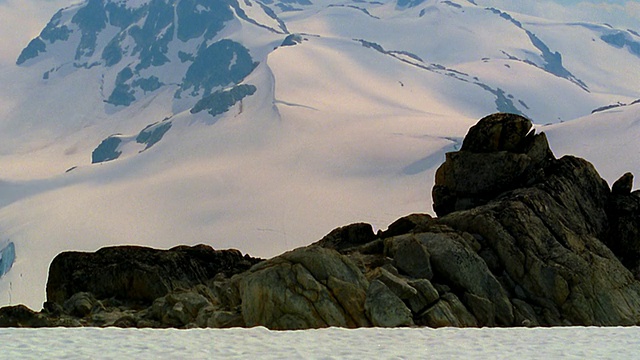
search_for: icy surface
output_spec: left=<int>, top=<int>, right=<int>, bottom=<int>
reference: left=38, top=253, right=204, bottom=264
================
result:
left=1, top=326, right=639, bottom=359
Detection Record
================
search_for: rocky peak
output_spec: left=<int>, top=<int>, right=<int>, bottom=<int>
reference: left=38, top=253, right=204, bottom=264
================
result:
left=432, top=113, right=555, bottom=216
left=460, top=112, right=533, bottom=153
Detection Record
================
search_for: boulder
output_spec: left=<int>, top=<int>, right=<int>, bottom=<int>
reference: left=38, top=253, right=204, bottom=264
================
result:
left=151, top=291, right=213, bottom=327
left=381, top=213, right=435, bottom=238
left=196, top=307, right=244, bottom=328
left=63, top=292, right=99, bottom=318
left=88, top=308, right=141, bottom=328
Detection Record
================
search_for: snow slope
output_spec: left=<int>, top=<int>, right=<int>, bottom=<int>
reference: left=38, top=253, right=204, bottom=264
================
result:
left=544, top=102, right=640, bottom=185
left=2, top=326, right=640, bottom=359
left=0, top=0, right=639, bottom=309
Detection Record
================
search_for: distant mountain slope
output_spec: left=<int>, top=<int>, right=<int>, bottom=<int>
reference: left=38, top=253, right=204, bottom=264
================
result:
left=0, top=0, right=638, bottom=309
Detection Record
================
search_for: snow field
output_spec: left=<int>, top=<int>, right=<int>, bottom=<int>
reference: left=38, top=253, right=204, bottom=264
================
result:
left=1, top=326, right=640, bottom=359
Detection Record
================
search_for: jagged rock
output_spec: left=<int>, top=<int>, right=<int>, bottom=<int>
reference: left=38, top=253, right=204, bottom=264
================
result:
left=239, top=246, right=370, bottom=330
left=47, top=244, right=261, bottom=306
left=612, top=172, right=634, bottom=195
left=364, top=280, right=414, bottom=327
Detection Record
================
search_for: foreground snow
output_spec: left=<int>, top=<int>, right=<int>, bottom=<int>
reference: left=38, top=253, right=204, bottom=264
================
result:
left=1, top=326, right=638, bottom=359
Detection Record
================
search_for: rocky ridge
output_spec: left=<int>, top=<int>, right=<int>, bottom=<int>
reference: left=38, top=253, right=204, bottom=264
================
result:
left=3, top=113, right=640, bottom=329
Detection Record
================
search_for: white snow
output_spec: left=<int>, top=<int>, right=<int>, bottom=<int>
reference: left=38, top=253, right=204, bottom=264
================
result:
left=543, top=104, right=640, bottom=185
left=1, top=326, right=640, bottom=359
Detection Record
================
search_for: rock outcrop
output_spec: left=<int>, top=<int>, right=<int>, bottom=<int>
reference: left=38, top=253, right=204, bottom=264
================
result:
left=605, top=173, right=640, bottom=278
left=432, top=112, right=555, bottom=217
left=3, top=112, right=640, bottom=329
left=46, top=245, right=262, bottom=306
left=239, top=246, right=371, bottom=329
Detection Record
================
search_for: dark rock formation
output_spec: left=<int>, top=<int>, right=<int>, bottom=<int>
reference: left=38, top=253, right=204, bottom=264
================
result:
left=46, top=244, right=262, bottom=306
left=239, top=246, right=371, bottom=329
left=605, top=173, right=640, bottom=278
left=432, top=113, right=555, bottom=217
left=0, top=305, right=50, bottom=327
left=612, top=172, right=634, bottom=195
left=4, top=112, right=640, bottom=329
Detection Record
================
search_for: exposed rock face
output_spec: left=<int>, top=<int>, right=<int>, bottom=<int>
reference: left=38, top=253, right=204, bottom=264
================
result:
left=365, top=279, right=414, bottom=327
left=605, top=173, right=640, bottom=278
left=239, top=246, right=371, bottom=329
left=437, top=159, right=640, bottom=325
left=425, top=113, right=640, bottom=325
left=432, top=113, right=555, bottom=217
left=46, top=244, right=262, bottom=306
left=4, top=112, right=640, bottom=329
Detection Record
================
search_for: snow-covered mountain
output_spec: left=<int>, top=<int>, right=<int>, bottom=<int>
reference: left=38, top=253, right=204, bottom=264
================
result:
left=0, top=0, right=639, bottom=309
